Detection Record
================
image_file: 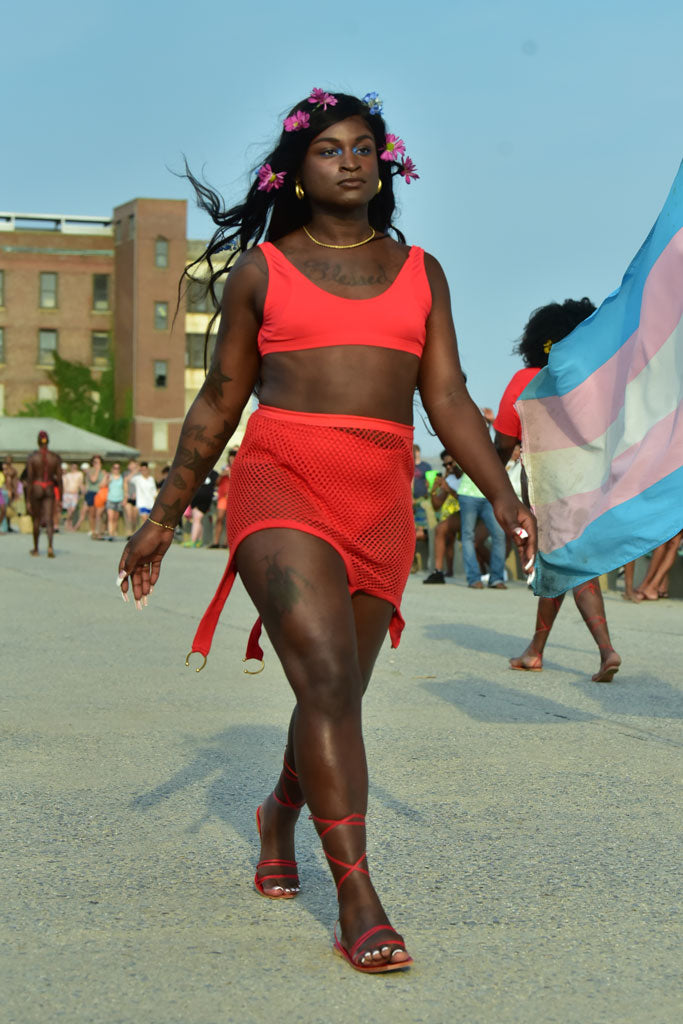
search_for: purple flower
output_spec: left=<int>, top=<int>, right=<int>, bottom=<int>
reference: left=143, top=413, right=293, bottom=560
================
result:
left=380, top=133, right=406, bottom=161
left=307, top=88, right=338, bottom=110
left=398, top=156, right=419, bottom=183
left=283, top=110, right=311, bottom=132
left=257, top=164, right=287, bottom=192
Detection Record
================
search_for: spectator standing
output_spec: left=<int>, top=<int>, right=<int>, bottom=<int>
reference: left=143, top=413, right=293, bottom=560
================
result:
left=423, top=451, right=461, bottom=583
left=123, top=460, right=140, bottom=536
left=185, top=469, right=218, bottom=547
left=105, top=463, right=125, bottom=540
left=62, top=462, right=84, bottom=530
left=74, top=455, right=108, bottom=538
left=131, top=463, right=157, bottom=524
left=26, top=430, right=62, bottom=557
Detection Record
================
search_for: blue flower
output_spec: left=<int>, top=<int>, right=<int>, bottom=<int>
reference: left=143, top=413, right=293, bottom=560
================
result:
left=362, top=91, right=383, bottom=115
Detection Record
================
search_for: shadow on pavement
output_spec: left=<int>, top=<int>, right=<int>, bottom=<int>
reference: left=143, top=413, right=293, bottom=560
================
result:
left=422, top=677, right=598, bottom=724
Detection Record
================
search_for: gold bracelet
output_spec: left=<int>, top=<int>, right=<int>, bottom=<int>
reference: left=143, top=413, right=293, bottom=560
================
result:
left=147, top=517, right=175, bottom=531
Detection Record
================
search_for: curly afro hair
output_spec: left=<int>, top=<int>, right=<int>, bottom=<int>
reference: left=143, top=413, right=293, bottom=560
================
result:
left=515, top=297, right=596, bottom=369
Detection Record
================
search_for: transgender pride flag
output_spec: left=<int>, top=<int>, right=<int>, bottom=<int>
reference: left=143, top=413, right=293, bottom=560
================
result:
left=517, top=162, right=683, bottom=597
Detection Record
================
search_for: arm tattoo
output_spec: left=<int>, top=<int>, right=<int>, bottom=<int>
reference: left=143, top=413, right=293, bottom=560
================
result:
left=157, top=498, right=185, bottom=522
left=185, top=423, right=213, bottom=445
left=204, top=366, right=233, bottom=402
left=177, top=444, right=205, bottom=475
left=171, top=471, right=186, bottom=489
left=214, top=419, right=231, bottom=441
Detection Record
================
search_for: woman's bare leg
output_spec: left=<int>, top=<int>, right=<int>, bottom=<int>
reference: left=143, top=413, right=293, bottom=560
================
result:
left=237, top=529, right=409, bottom=966
left=573, top=578, right=621, bottom=681
left=622, top=561, right=636, bottom=600
left=635, top=532, right=682, bottom=600
left=510, top=595, right=565, bottom=670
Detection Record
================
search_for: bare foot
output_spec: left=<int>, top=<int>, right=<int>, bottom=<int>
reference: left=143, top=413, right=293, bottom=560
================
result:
left=593, top=648, right=621, bottom=683
left=254, top=792, right=300, bottom=897
left=509, top=646, right=543, bottom=671
left=633, top=584, right=659, bottom=601
left=47, top=548, right=55, bottom=559
left=29, top=549, right=39, bottom=557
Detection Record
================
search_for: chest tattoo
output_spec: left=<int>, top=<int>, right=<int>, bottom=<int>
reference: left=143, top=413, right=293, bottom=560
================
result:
left=301, top=258, right=389, bottom=289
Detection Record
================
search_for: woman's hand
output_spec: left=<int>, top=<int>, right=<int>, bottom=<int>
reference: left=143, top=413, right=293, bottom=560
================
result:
left=116, top=521, right=175, bottom=608
left=492, top=495, right=537, bottom=575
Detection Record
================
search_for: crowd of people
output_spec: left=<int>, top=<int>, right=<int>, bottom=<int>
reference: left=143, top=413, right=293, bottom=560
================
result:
left=1, top=440, right=242, bottom=552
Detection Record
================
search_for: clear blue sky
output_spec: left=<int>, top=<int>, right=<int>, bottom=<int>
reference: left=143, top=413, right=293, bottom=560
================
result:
left=4, top=0, right=681, bottom=453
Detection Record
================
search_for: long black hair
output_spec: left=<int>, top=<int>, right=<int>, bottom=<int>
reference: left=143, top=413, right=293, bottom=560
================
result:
left=515, top=297, right=596, bottom=369
left=181, top=92, right=408, bottom=362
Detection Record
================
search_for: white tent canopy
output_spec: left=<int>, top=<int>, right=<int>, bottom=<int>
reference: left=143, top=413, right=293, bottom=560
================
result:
left=0, top=418, right=140, bottom=461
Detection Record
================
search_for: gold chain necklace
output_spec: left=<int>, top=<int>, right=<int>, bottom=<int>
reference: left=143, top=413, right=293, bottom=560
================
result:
left=302, top=224, right=376, bottom=249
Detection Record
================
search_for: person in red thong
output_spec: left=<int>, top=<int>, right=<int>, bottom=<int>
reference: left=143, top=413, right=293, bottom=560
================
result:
left=494, top=299, right=621, bottom=683
left=117, top=90, right=536, bottom=974
left=26, top=430, right=62, bottom=558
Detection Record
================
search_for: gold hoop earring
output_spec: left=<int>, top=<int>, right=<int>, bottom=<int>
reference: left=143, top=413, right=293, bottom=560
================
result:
left=295, top=181, right=305, bottom=201
left=376, top=178, right=383, bottom=194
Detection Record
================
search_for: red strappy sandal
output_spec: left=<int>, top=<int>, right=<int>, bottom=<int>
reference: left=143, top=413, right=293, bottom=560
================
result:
left=254, top=754, right=304, bottom=900
left=310, top=812, right=413, bottom=974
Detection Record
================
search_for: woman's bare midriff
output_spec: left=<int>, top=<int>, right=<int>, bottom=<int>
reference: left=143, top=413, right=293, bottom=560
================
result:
left=258, top=347, right=420, bottom=424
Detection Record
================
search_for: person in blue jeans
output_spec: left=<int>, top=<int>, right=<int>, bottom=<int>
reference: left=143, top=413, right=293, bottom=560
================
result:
left=458, top=472, right=507, bottom=589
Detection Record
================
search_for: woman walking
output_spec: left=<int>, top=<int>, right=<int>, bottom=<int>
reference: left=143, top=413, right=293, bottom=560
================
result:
left=117, top=90, right=536, bottom=972
left=494, top=299, right=621, bottom=682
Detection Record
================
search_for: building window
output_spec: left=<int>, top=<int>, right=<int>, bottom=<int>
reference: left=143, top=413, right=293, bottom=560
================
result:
left=153, top=421, right=169, bottom=451
left=155, top=237, right=169, bottom=268
left=93, top=274, right=110, bottom=311
left=38, top=384, right=58, bottom=402
left=39, top=272, right=58, bottom=309
left=185, top=333, right=205, bottom=368
left=154, top=360, right=168, bottom=388
left=186, top=278, right=210, bottom=313
left=91, top=331, right=110, bottom=367
left=154, top=301, right=169, bottom=330
left=115, top=220, right=122, bottom=244
left=0, top=269, right=4, bottom=306
left=38, top=328, right=58, bottom=366
left=0, top=326, right=4, bottom=362
left=185, top=333, right=216, bottom=368
left=128, top=213, right=135, bottom=240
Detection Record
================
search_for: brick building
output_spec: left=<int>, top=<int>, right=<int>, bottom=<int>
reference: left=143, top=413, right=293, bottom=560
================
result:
left=0, top=200, right=249, bottom=462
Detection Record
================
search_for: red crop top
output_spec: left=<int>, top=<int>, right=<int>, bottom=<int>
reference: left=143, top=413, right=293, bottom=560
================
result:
left=257, top=242, right=432, bottom=358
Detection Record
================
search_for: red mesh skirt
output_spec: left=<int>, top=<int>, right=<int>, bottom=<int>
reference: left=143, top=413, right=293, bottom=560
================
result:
left=189, top=404, right=415, bottom=668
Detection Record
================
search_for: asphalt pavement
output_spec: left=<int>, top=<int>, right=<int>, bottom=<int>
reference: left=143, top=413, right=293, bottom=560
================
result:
left=2, top=530, right=681, bottom=1024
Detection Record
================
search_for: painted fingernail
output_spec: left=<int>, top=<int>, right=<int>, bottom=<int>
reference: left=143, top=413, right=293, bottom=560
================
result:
left=135, top=599, right=142, bottom=611
left=149, top=586, right=154, bottom=594
left=514, top=528, right=529, bottom=539
left=526, top=568, right=536, bottom=586
left=524, top=558, right=535, bottom=572
left=122, top=592, right=129, bottom=603
left=142, top=595, right=148, bottom=607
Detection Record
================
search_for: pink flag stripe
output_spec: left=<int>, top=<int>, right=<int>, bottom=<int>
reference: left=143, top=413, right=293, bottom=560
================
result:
left=527, top=315, right=683, bottom=506
left=532, top=407, right=683, bottom=553
left=517, top=227, right=683, bottom=453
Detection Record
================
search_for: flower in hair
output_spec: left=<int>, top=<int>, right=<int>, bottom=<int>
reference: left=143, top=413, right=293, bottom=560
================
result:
left=543, top=339, right=554, bottom=354
left=308, top=88, right=338, bottom=110
left=380, top=134, right=406, bottom=161
left=283, top=110, right=310, bottom=132
left=257, top=163, right=287, bottom=192
left=398, top=156, right=419, bottom=183
left=362, top=91, right=383, bottom=115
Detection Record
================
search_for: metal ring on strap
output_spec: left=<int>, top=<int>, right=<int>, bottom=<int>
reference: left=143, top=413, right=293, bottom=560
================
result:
left=242, top=657, right=265, bottom=675
left=185, top=651, right=208, bottom=673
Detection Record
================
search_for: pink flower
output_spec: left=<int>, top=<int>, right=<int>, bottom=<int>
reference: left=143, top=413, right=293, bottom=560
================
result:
left=257, top=164, right=287, bottom=192
left=381, top=134, right=406, bottom=161
left=283, top=110, right=311, bottom=132
left=399, top=156, right=420, bottom=183
left=307, top=88, right=338, bottom=110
